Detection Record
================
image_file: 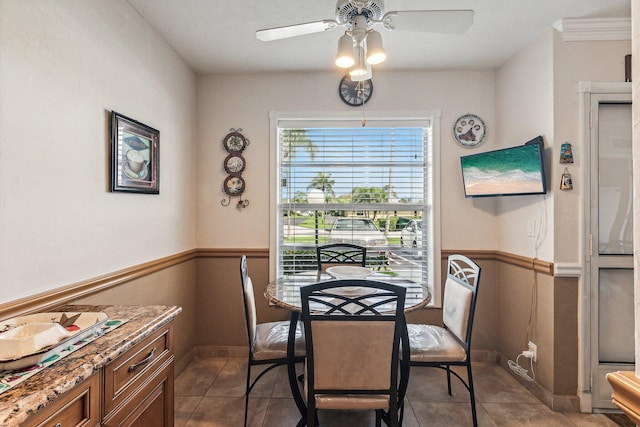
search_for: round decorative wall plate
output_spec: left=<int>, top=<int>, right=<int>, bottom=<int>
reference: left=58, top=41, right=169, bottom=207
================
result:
left=223, top=131, right=247, bottom=153
left=453, top=114, right=487, bottom=148
left=223, top=175, right=245, bottom=196
left=223, top=153, right=246, bottom=174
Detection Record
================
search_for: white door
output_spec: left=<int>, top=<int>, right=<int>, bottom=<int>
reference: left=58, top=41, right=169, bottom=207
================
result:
left=587, top=94, right=633, bottom=410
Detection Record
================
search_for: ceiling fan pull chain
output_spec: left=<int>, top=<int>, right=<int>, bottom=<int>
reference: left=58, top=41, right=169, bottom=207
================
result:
left=361, top=81, right=366, bottom=127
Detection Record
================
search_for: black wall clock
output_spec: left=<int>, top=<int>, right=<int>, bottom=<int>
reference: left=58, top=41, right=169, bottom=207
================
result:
left=339, top=74, right=373, bottom=107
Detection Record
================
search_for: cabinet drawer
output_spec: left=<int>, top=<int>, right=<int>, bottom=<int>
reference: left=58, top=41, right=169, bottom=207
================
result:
left=103, top=323, right=172, bottom=415
left=102, top=357, right=174, bottom=427
left=25, top=373, right=100, bottom=427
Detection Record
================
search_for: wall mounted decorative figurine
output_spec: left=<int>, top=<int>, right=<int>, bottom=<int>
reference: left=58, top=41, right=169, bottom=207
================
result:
left=221, top=128, right=249, bottom=208
left=560, top=142, right=573, bottom=163
left=560, top=168, right=573, bottom=190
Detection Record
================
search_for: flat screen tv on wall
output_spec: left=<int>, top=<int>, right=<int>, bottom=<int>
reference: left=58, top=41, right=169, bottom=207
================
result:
left=460, top=135, right=547, bottom=198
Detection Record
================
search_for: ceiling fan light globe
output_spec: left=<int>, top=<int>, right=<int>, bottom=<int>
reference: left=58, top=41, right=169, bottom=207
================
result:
left=335, top=33, right=355, bottom=68
left=351, top=64, right=372, bottom=81
left=365, top=30, right=386, bottom=64
left=336, top=56, right=355, bottom=68
left=349, top=59, right=370, bottom=79
left=366, top=51, right=386, bottom=65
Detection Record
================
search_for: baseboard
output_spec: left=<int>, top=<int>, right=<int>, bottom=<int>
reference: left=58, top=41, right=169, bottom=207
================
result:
left=175, top=347, right=198, bottom=376
left=196, top=345, right=248, bottom=358
left=497, top=352, right=581, bottom=412
left=471, top=349, right=498, bottom=363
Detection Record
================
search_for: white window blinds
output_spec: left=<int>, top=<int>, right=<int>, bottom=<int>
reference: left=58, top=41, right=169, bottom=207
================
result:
left=274, top=118, right=436, bottom=301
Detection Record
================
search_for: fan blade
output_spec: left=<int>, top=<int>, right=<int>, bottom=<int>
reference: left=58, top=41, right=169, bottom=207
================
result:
left=256, top=20, right=338, bottom=41
left=382, top=10, right=474, bottom=34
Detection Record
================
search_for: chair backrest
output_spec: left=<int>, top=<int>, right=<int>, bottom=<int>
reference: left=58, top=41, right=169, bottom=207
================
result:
left=316, top=243, right=367, bottom=270
left=442, top=254, right=481, bottom=348
left=300, top=279, right=406, bottom=399
left=240, top=255, right=257, bottom=350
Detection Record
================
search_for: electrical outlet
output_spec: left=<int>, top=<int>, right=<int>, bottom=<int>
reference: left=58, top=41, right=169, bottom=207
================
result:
left=526, top=220, right=535, bottom=237
left=528, top=341, right=537, bottom=362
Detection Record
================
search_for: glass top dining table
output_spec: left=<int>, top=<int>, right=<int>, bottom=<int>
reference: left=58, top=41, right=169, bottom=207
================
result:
left=264, top=270, right=431, bottom=312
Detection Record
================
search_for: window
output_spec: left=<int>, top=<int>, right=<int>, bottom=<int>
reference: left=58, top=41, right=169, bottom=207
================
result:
left=269, top=112, right=441, bottom=305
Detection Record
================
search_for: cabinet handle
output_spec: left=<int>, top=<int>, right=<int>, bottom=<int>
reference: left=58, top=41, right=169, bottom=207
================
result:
left=129, top=347, right=157, bottom=372
left=55, top=424, right=61, bottom=427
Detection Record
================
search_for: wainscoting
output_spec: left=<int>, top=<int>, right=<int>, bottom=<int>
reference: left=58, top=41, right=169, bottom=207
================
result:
left=0, top=248, right=578, bottom=412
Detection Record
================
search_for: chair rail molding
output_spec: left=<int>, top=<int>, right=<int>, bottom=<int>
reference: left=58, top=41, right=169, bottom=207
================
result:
left=554, top=263, right=582, bottom=278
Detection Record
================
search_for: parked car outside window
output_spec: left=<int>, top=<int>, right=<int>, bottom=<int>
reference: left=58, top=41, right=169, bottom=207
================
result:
left=400, top=219, right=423, bottom=248
left=327, top=218, right=388, bottom=247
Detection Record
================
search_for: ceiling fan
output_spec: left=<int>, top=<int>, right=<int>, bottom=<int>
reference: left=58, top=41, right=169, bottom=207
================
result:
left=256, top=0, right=474, bottom=42
left=256, top=0, right=473, bottom=79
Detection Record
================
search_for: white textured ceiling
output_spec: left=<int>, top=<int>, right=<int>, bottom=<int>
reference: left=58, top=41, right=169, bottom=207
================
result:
left=126, top=0, right=630, bottom=75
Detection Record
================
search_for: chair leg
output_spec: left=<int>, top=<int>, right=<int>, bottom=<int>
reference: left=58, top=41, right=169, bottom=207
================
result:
left=376, top=409, right=383, bottom=427
left=466, top=363, right=478, bottom=427
left=306, top=403, right=317, bottom=427
left=244, top=363, right=252, bottom=427
left=446, top=365, right=453, bottom=396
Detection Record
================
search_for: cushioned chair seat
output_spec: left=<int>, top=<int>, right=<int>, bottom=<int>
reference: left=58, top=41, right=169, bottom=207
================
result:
left=407, top=324, right=467, bottom=363
left=253, top=320, right=305, bottom=360
left=315, top=394, right=390, bottom=410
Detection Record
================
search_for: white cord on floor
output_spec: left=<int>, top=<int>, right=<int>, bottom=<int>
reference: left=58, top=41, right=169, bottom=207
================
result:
left=508, top=353, right=536, bottom=382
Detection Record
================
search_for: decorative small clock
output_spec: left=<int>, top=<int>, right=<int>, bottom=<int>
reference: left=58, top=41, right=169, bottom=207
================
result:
left=223, top=153, right=246, bottom=174
left=339, top=74, right=373, bottom=107
left=453, top=114, right=487, bottom=148
left=221, top=128, right=249, bottom=208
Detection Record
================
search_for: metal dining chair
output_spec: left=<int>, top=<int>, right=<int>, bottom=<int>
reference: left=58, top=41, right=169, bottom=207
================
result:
left=300, top=279, right=409, bottom=427
left=316, top=243, right=367, bottom=270
left=407, top=254, right=481, bottom=427
left=239, top=255, right=305, bottom=427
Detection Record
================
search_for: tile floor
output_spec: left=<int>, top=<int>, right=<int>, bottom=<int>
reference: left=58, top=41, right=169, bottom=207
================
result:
left=175, top=357, right=623, bottom=427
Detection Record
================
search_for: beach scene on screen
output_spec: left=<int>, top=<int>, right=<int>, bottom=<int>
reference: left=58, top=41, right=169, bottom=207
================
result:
left=461, top=144, right=544, bottom=196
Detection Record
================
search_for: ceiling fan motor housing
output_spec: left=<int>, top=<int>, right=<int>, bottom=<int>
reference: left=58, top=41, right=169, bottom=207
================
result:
left=336, top=0, right=384, bottom=28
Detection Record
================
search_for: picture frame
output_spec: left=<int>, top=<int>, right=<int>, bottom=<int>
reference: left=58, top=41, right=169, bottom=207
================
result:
left=110, top=111, right=159, bottom=194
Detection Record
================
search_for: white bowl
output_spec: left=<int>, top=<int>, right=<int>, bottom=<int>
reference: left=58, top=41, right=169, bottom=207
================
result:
left=0, top=312, right=109, bottom=369
left=0, top=323, right=73, bottom=360
left=326, top=266, right=373, bottom=279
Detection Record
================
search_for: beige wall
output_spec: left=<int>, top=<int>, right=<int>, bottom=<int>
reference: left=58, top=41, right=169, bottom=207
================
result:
left=196, top=253, right=499, bottom=356
left=0, top=0, right=198, bottom=304
left=552, top=32, right=631, bottom=264
left=493, top=27, right=629, bottom=406
left=495, top=30, right=555, bottom=261
left=72, top=260, right=198, bottom=370
left=196, top=70, right=499, bottom=252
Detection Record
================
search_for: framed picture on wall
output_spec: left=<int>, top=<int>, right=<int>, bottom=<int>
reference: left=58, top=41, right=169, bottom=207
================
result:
left=110, top=111, right=159, bottom=194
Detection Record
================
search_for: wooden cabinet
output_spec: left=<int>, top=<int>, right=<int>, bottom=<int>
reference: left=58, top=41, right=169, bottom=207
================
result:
left=102, top=359, right=173, bottom=427
left=23, top=321, right=174, bottom=427
left=103, top=324, right=174, bottom=426
left=26, top=373, right=100, bottom=427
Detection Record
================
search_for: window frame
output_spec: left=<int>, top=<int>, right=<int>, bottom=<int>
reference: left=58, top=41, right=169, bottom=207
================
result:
left=269, top=110, right=442, bottom=306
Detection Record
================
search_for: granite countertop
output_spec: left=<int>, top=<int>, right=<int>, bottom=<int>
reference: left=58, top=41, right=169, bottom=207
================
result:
left=0, top=304, right=182, bottom=426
